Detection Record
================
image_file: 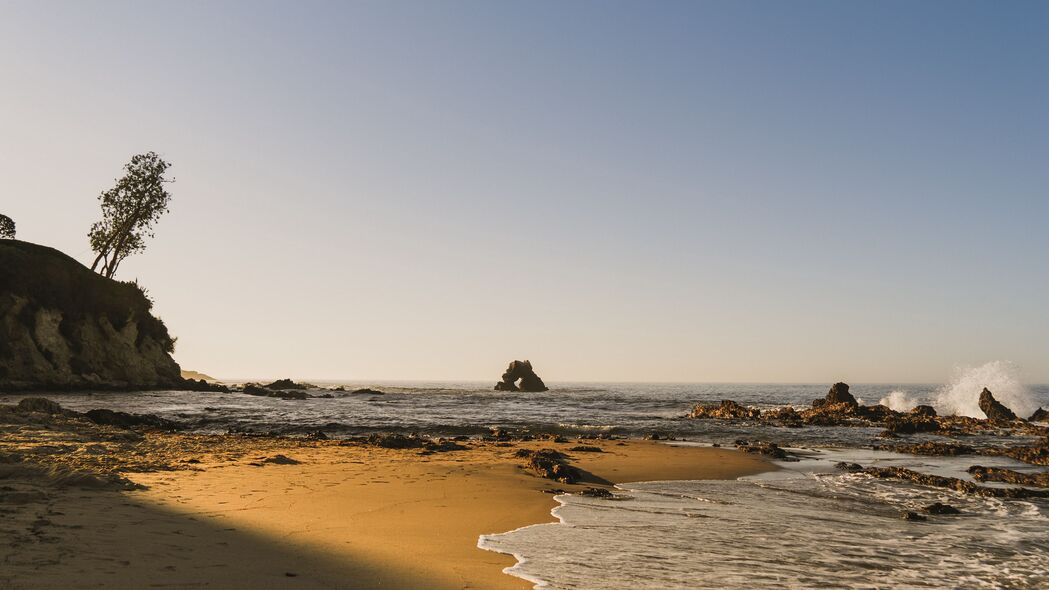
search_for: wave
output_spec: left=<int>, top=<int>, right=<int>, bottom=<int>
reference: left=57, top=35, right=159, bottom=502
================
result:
left=934, top=360, right=1038, bottom=418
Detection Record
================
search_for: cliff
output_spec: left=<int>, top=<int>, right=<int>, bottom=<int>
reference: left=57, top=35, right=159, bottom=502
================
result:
left=0, top=239, right=184, bottom=391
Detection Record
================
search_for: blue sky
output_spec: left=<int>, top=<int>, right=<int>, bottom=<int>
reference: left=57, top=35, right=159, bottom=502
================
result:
left=2, top=1, right=1047, bottom=382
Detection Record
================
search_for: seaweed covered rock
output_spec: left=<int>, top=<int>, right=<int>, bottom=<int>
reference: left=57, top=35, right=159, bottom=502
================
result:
left=515, top=448, right=580, bottom=483
left=979, top=388, right=1018, bottom=422
left=494, top=360, right=548, bottom=392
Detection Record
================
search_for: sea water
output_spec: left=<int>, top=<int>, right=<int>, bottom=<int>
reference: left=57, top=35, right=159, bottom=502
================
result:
left=480, top=448, right=1049, bottom=589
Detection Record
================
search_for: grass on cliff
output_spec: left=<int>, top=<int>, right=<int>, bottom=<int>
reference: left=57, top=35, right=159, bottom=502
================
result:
left=0, top=239, right=175, bottom=353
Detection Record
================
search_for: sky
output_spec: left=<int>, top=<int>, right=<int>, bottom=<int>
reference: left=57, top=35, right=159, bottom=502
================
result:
left=1, top=1, right=1047, bottom=383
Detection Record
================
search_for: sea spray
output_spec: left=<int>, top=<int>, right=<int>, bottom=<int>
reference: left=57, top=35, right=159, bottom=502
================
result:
left=935, top=361, right=1037, bottom=419
left=878, top=390, right=920, bottom=412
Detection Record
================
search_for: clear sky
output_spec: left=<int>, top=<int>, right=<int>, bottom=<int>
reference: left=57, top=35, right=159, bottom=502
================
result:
left=2, top=1, right=1047, bottom=383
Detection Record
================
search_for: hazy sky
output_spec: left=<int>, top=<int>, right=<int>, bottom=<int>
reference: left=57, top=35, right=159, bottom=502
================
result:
left=2, top=1, right=1047, bottom=383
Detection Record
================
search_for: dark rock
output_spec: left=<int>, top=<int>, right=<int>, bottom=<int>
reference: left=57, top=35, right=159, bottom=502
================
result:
left=883, top=415, right=939, bottom=434
left=568, top=446, right=603, bottom=453
left=824, top=382, right=858, bottom=407
left=981, top=442, right=1049, bottom=466
left=979, top=388, right=1018, bottom=422
left=689, top=400, right=760, bottom=420
left=350, top=388, right=384, bottom=395
left=242, top=383, right=309, bottom=399
left=262, top=454, right=301, bottom=465
left=264, top=378, right=311, bottom=390
left=734, top=440, right=790, bottom=460
left=179, top=378, right=229, bottom=393
left=835, top=462, right=864, bottom=473
left=1029, top=408, right=1049, bottom=422
left=968, top=465, right=1049, bottom=488
left=910, top=405, right=938, bottom=417
left=424, top=439, right=467, bottom=452
left=889, top=442, right=975, bottom=456
left=578, top=487, right=614, bottom=498
left=924, top=502, right=961, bottom=515
left=494, top=360, right=548, bottom=392
left=366, top=433, right=425, bottom=449
left=305, top=430, right=328, bottom=440
left=517, top=448, right=580, bottom=484
left=84, top=408, right=179, bottom=430
left=902, top=511, right=927, bottom=521
left=17, top=397, right=68, bottom=415
left=862, top=466, right=1049, bottom=499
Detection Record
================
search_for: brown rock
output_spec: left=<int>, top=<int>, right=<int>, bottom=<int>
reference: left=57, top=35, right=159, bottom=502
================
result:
left=979, top=388, right=1018, bottom=422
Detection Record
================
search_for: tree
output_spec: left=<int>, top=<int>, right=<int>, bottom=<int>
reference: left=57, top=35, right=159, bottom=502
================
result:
left=88, top=152, right=173, bottom=278
left=0, top=214, right=14, bottom=239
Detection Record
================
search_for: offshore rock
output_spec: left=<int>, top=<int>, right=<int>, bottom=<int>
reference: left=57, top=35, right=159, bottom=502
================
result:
left=979, top=388, right=1018, bottom=422
left=862, top=466, right=1049, bottom=499
left=494, top=360, right=548, bottom=392
left=1028, top=407, right=1049, bottom=422
left=814, top=382, right=858, bottom=408
left=968, top=465, right=1049, bottom=488
left=84, top=408, right=180, bottom=430
left=688, top=400, right=760, bottom=420
left=910, top=405, right=938, bottom=417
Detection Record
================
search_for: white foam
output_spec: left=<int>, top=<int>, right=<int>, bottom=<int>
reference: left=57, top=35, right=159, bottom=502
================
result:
left=879, top=390, right=920, bottom=412
left=934, top=361, right=1037, bottom=418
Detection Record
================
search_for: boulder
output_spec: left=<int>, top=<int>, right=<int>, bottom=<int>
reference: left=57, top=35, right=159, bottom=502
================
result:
left=1029, top=408, right=1049, bottom=422
left=17, top=397, right=68, bottom=415
left=689, top=400, right=760, bottom=420
left=84, top=408, right=179, bottom=430
left=823, top=382, right=858, bottom=407
left=978, top=388, right=1018, bottom=422
left=263, top=378, right=311, bottom=390
left=924, top=502, right=961, bottom=515
left=350, top=388, right=384, bottom=395
left=494, top=360, right=548, bottom=392
left=910, top=405, right=937, bottom=417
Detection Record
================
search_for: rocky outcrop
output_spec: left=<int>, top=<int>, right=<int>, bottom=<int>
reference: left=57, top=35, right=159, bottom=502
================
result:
left=979, top=388, right=1018, bottom=422
left=0, top=240, right=201, bottom=391
left=688, top=400, right=761, bottom=420
left=967, top=465, right=1049, bottom=488
left=1028, top=408, right=1048, bottom=422
left=494, top=360, right=548, bottom=392
left=515, top=448, right=580, bottom=483
left=2, top=397, right=178, bottom=431
left=813, top=382, right=858, bottom=408
left=862, top=466, right=1049, bottom=499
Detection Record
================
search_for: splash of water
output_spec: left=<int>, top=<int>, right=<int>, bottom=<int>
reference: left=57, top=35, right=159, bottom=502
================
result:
left=934, top=361, right=1037, bottom=419
left=879, top=390, right=920, bottom=412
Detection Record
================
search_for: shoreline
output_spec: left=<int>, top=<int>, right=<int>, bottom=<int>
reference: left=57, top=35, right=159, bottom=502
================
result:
left=0, top=421, right=776, bottom=590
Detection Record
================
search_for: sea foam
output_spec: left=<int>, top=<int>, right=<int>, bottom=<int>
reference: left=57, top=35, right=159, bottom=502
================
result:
left=934, top=360, right=1037, bottom=419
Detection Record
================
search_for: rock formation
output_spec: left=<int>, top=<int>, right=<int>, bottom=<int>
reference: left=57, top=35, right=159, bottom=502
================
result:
left=0, top=240, right=214, bottom=391
left=1028, top=407, right=1048, bottom=422
left=978, top=388, right=1018, bottom=422
left=494, top=360, right=548, bottom=392
left=813, top=382, right=858, bottom=407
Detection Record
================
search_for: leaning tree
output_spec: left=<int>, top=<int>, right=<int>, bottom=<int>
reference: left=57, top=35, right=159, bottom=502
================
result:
left=0, top=214, right=14, bottom=239
left=88, top=152, right=173, bottom=278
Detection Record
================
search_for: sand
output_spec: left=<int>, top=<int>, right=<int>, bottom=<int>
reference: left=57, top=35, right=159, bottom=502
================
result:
left=1, top=429, right=774, bottom=590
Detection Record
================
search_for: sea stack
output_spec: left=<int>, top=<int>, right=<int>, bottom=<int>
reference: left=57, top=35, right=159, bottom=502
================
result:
left=813, top=382, right=858, bottom=408
left=978, top=388, right=1018, bottom=422
left=494, top=360, right=548, bottom=392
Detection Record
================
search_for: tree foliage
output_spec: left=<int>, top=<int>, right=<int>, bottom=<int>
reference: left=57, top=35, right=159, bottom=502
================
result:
left=88, top=152, right=173, bottom=278
left=0, top=214, right=14, bottom=239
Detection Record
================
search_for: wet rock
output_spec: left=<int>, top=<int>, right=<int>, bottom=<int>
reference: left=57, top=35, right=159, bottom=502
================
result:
left=1029, top=408, right=1049, bottom=422
left=578, top=487, right=614, bottom=498
left=761, top=406, right=803, bottom=426
left=517, top=448, right=580, bottom=484
left=887, top=442, right=975, bottom=456
left=264, top=378, right=312, bottom=390
left=835, top=462, right=864, bottom=473
left=366, top=433, right=426, bottom=449
left=84, top=409, right=179, bottom=430
left=820, top=382, right=858, bottom=408
left=734, top=440, right=791, bottom=460
left=862, top=466, right=1049, bottom=499
left=883, top=415, right=939, bottom=434
left=423, top=439, right=468, bottom=452
left=16, top=398, right=69, bottom=415
left=242, top=383, right=309, bottom=400
left=305, top=430, right=328, bottom=440
left=923, top=502, right=961, bottom=515
left=910, top=405, right=938, bottom=418
left=689, top=400, right=760, bottom=420
left=979, top=388, right=1018, bottom=422
left=179, top=378, right=229, bottom=393
left=493, top=360, right=548, bottom=392
left=800, top=402, right=860, bottom=426
left=568, top=446, right=603, bottom=453
left=967, top=465, right=1049, bottom=488
left=902, top=511, right=927, bottom=521
left=981, top=442, right=1049, bottom=466
left=350, top=388, right=384, bottom=395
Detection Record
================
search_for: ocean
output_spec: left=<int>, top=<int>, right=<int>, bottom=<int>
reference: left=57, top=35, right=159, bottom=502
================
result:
left=5, top=364, right=1048, bottom=589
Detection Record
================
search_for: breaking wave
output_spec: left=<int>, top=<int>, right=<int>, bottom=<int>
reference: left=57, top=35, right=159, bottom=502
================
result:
left=934, top=361, right=1037, bottom=419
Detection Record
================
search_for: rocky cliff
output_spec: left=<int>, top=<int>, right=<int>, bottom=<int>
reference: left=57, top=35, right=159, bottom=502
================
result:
left=0, top=239, right=185, bottom=391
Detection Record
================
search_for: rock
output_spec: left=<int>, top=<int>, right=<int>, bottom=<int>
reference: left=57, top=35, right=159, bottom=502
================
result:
left=910, top=405, right=938, bottom=417
left=822, top=382, right=858, bottom=407
left=887, top=442, right=975, bottom=456
left=924, top=502, right=961, bottom=515
left=689, top=400, right=760, bottom=420
left=179, top=378, right=229, bottom=392
left=883, top=415, right=939, bottom=434
left=967, top=465, right=1049, bottom=488
left=517, top=448, right=580, bottom=484
left=350, top=388, right=384, bottom=395
left=262, top=454, right=301, bottom=465
left=734, top=440, right=791, bottom=460
left=17, top=397, right=68, bottom=415
left=242, top=383, right=309, bottom=400
left=494, top=360, right=548, bottom=392
left=305, top=430, right=328, bottom=440
left=862, top=466, right=1049, bottom=499
left=1029, top=408, right=1049, bottom=422
left=902, top=511, right=927, bottom=521
left=243, top=383, right=270, bottom=396
left=835, top=462, right=863, bottom=473
left=84, top=408, right=179, bottom=430
left=366, top=433, right=425, bottom=449
left=568, top=445, right=603, bottom=453
left=578, top=487, right=614, bottom=498
left=761, top=406, right=803, bottom=426
left=979, top=388, right=1018, bottom=422
left=983, top=443, right=1049, bottom=466
left=263, top=378, right=311, bottom=390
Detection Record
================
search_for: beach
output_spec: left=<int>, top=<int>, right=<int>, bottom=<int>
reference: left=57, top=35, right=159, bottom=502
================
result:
left=0, top=420, right=773, bottom=590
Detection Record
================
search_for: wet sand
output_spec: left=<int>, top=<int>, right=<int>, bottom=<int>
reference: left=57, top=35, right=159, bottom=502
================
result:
left=1, top=427, right=774, bottom=589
